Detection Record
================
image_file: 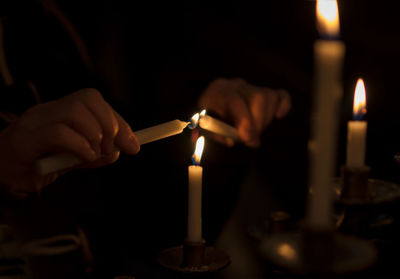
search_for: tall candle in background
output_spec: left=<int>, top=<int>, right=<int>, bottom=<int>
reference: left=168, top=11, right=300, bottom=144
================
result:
left=307, top=0, right=346, bottom=229
left=187, top=136, right=205, bottom=243
left=346, top=78, right=367, bottom=167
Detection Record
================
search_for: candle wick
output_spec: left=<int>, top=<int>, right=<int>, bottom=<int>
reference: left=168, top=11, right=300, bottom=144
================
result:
left=319, top=34, right=341, bottom=41
left=352, top=112, right=365, bottom=121
left=188, top=118, right=198, bottom=130
left=191, top=156, right=201, bottom=166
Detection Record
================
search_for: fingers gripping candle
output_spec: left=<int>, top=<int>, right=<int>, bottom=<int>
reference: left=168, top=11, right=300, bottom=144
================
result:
left=187, top=136, right=205, bottom=243
left=307, top=0, right=346, bottom=229
left=35, top=119, right=189, bottom=175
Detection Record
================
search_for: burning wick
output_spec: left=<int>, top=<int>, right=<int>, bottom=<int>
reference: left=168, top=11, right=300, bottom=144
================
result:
left=188, top=112, right=200, bottom=130
left=188, top=110, right=239, bottom=141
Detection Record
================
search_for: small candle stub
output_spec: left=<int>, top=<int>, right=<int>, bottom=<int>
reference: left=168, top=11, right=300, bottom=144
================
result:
left=346, top=78, right=367, bottom=168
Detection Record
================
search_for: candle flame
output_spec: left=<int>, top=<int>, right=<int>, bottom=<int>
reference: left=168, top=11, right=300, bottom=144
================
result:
left=353, top=78, right=367, bottom=119
left=316, top=0, right=340, bottom=37
left=188, top=113, right=200, bottom=129
left=278, top=243, right=296, bottom=260
left=189, top=110, right=207, bottom=129
left=191, top=113, right=200, bottom=125
left=192, top=136, right=205, bottom=165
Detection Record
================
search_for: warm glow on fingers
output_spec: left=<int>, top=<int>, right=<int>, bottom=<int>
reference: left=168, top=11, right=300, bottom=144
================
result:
left=316, top=0, right=340, bottom=37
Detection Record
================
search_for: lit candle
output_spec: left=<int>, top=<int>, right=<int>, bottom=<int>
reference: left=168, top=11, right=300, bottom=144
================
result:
left=198, top=110, right=239, bottom=141
left=307, top=0, right=346, bottom=229
left=35, top=119, right=189, bottom=175
left=346, top=78, right=367, bottom=167
left=187, top=136, right=205, bottom=243
left=134, top=119, right=189, bottom=145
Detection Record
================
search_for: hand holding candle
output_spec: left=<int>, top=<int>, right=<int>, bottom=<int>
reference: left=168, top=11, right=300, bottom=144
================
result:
left=346, top=79, right=367, bottom=167
left=187, top=136, right=205, bottom=243
left=197, top=78, right=291, bottom=147
left=35, top=119, right=189, bottom=175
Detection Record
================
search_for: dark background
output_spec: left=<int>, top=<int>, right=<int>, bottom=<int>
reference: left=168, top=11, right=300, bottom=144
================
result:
left=2, top=1, right=400, bottom=278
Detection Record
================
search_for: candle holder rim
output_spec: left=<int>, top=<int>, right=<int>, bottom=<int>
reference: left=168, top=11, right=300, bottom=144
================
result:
left=334, top=177, right=400, bottom=206
left=156, top=244, right=230, bottom=274
left=259, top=230, right=377, bottom=275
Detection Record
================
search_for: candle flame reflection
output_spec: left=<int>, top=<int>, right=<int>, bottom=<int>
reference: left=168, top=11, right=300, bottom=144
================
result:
left=277, top=243, right=296, bottom=260
left=316, top=0, right=340, bottom=37
left=353, top=78, right=367, bottom=120
left=192, top=136, right=205, bottom=165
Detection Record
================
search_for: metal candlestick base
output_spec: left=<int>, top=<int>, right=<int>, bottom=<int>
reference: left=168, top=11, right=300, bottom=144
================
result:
left=156, top=239, right=230, bottom=273
left=334, top=176, right=400, bottom=235
left=259, top=228, right=377, bottom=275
left=334, top=177, right=400, bottom=206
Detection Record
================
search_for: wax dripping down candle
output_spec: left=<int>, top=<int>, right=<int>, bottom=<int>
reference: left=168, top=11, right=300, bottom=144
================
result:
left=187, top=136, right=205, bottom=243
left=307, top=0, right=346, bottom=229
left=346, top=79, right=367, bottom=167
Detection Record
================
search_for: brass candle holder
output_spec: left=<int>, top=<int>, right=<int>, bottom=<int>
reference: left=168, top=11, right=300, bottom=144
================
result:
left=258, top=167, right=380, bottom=276
left=334, top=165, right=400, bottom=236
left=259, top=224, right=377, bottom=276
left=156, top=238, right=230, bottom=274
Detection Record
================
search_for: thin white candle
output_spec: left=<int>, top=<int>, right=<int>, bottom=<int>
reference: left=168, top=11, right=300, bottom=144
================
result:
left=198, top=110, right=239, bottom=140
left=187, top=136, right=205, bottom=243
left=35, top=119, right=189, bottom=175
left=307, top=0, right=345, bottom=229
left=346, top=79, right=367, bottom=167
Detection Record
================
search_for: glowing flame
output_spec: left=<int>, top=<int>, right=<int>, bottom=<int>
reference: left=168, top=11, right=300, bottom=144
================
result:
left=189, top=110, right=207, bottom=129
left=192, top=136, right=205, bottom=165
left=190, top=112, right=200, bottom=127
left=316, top=0, right=340, bottom=37
left=353, top=78, right=367, bottom=119
left=277, top=243, right=296, bottom=260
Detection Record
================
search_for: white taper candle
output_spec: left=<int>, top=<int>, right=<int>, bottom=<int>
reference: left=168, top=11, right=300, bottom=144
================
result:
left=35, top=119, right=189, bottom=175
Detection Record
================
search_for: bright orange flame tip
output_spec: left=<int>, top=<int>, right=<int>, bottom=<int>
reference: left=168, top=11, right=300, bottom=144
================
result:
left=353, top=78, right=367, bottom=118
left=316, top=0, right=340, bottom=37
left=192, top=136, right=205, bottom=164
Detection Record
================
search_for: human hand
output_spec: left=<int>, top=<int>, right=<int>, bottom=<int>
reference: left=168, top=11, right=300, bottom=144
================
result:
left=0, top=88, right=139, bottom=198
left=197, top=78, right=292, bottom=147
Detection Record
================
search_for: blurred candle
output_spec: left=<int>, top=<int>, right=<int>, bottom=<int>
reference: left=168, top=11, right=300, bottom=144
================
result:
left=198, top=110, right=239, bottom=141
left=187, top=136, right=205, bottom=243
left=307, top=0, right=346, bottom=229
left=346, top=78, right=367, bottom=167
